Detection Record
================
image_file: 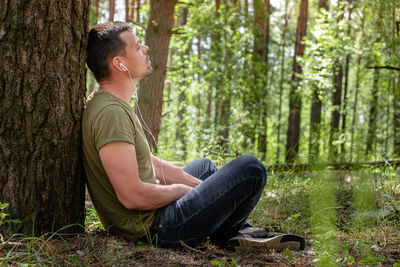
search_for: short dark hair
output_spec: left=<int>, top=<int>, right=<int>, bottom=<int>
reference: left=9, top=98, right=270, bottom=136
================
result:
left=87, top=21, right=132, bottom=82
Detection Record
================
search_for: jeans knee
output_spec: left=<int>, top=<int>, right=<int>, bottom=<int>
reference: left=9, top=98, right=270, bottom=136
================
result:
left=238, top=155, right=267, bottom=187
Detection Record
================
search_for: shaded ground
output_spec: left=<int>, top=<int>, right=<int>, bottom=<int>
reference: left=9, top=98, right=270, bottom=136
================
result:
left=1, top=230, right=315, bottom=266
left=1, top=169, right=400, bottom=266
left=2, top=224, right=400, bottom=266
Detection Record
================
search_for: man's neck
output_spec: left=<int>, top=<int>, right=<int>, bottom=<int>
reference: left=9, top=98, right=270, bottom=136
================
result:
left=99, top=78, right=136, bottom=104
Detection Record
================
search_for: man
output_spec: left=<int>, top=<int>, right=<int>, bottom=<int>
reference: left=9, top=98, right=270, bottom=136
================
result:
left=82, top=21, right=305, bottom=252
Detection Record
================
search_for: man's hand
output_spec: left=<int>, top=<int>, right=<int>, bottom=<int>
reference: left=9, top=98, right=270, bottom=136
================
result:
left=151, top=154, right=202, bottom=187
left=99, top=142, right=191, bottom=210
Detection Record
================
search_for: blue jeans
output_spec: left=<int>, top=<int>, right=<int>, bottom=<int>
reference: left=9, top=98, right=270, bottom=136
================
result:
left=146, top=155, right=267, bottom=248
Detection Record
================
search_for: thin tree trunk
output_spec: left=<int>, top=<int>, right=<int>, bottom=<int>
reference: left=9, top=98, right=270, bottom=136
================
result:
left=109, top=0, right=115, bottom=21
left=392, top=1, right=400, bottom=156
left=330, top=64, right=343, bottom=158
left=329, top=0, right=345, bottom=159
left=175, top=6, right=189, bottom=160
left=350, top=55, right=361, bottom=162
left=393, top=68, right=400, bottom=156
left=215, top=0, right=232, bottom=152
left=254, top=0, right=270, bottom=160
left=276, top=0, right=289, bottom=163
left=129, top=0, right=135, bottom=22
left=350, top=8, right=366, bottom=162
left=366, top=68, right=380, bottom=156
left=94, top=0, right=100, bottom=19
left=286, top=0, right=308, bottom=163
left=340, top=0, right=353, bottom=157
left=0, top=0, right=89, bottom=237
left=308, top=0, right=329, bottom=162
left=136, top=0, right=141, bottom=24
left=125, top=0, right=130, bottom=22
left=138, top=0, right=177, bottom=152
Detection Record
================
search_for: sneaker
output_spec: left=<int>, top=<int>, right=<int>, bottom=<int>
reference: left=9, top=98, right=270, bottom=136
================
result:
left=227, top=227, right=305, bottom=253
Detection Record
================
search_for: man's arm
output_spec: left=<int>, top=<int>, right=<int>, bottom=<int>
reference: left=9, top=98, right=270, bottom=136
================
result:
left=151, top=154, right=202, bottom=187
left=99, top=142, right=192, bottom=210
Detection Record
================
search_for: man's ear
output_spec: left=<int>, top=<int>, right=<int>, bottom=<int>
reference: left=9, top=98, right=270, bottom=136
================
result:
left=111, top=57, right=126, bottom=72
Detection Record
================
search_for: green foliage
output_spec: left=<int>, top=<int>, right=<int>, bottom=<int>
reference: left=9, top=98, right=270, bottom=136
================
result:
left=85, top=206, right=104, bottom=231
left=211, top=258, right=238, bottom=267
left=0, top=202, right=21, bottom=227
left=283, top=247, right=293, bottom=262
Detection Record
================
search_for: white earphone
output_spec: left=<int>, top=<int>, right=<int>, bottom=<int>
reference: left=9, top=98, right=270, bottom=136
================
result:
left=119, top=62, right=128, bottom=71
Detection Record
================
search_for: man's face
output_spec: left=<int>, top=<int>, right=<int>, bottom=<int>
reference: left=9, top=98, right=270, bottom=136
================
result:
left=119, top=30, right=153, bottom=79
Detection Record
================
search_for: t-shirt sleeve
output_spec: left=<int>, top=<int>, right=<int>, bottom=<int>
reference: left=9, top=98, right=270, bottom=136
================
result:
left=92, top=105, right=136, bottom=151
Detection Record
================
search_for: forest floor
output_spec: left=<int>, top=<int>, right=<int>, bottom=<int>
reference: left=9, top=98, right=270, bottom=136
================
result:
left=1, top=169, right=400, bottom=266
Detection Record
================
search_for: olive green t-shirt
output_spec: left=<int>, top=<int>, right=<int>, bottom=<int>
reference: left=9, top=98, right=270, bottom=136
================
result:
left=82, top=90, right=156, bottom=241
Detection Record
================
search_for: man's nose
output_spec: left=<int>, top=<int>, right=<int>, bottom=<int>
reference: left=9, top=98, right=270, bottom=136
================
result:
left=143, top=45, right=149, bottom=54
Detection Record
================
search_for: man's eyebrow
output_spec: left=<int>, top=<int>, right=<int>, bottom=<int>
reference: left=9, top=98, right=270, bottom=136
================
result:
left=135, top=39, right=142, bottom=46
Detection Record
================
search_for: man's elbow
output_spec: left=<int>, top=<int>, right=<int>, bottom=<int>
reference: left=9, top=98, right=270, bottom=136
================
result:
left=119, top=196, right=152, bottom=210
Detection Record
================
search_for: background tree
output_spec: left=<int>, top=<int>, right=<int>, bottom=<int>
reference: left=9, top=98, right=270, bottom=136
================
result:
left=0, top=0, right=90, bottom=237
left=286, top=0, right=308, bottom=162
left=308, top=0, right=329, bottom=162
left=138, top=0, right=177, bottom=152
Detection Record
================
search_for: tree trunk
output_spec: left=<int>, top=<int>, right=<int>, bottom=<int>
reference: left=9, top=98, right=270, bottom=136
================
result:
left=340, top=0, right=353, bottom=157
left=0, top=0, right=90, bottom=237
left=285, top=0, right=308, bottom=163
left=392, top=2, right=400, bottom=157
left=308, top=0, right=329, bottom=162
left=350, top=55, right=362, bottom=162
left=329, top=0, right=345, bottom=159
left=329, top=64, right=343, bottom=158
left=94, top=0, right=100, bottom=19
left=366, top=68, right=380, bottom=156
left=350, top=8, right=366, bottom=162
left=130, top=0, right=135, bottom=22
left=276, top=0, right=289, bottom=163
left=214, top=0, right=232, bottom=152
left=109, top=0, right=115, bottom=21
left=393, top=71, right=400, bottom=156
left=125, top=0, right=130, bottom=22
left=256, top=0, right=270, bottom=161
left=136, top=0, right=141, bottom=24
left=175, top=6, right=189, bottom=160
left=138, top=0, right=177, bottom=152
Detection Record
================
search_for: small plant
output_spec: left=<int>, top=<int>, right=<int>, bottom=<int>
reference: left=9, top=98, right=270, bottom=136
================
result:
left=85, top=206, right=104, bottom=230
left=283, top=247, right=293, bottom=262
left=211, top=258, right=238, bottom=267
left=0, top=202, right=21, bottom=227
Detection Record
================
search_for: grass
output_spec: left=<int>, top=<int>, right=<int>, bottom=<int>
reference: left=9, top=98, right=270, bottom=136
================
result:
left=1, top=165, right=400, bottom=266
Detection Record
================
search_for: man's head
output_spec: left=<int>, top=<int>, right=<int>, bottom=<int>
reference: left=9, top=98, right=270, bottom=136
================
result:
left=87, top=21, right=152, bottom=83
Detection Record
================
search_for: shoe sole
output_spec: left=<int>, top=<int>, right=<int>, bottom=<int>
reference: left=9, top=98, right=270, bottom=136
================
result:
left=227, top=234, right=304, bottom=253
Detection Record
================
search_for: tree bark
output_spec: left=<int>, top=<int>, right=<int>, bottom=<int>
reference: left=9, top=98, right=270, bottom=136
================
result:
left=109, top=0, right=115, bottom=21
left=285, top=0, right=308, bottom=163
left=308, top=0, right=329, bottom=162
left=138, top=0, right=177, bottom=152
left=0, top=0, right=90, bottom=237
